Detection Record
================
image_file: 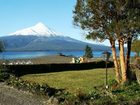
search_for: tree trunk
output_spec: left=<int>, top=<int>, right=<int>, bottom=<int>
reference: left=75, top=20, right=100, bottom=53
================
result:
left=110, top=40, right=121, bottom=83
left=126, top=37, right=132, bottom=80
left=119, top=39, right=127, bottom=83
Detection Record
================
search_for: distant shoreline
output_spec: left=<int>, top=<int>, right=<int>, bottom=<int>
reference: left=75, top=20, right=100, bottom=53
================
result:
left=0, top=55, right=103, bottom=65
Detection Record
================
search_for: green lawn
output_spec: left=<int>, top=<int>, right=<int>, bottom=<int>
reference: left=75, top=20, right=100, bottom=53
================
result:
left=21, top=68, right=115, bottom=93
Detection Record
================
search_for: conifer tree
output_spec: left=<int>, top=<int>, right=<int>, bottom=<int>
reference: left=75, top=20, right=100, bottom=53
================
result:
left=84, top=45, right=93, bottom=58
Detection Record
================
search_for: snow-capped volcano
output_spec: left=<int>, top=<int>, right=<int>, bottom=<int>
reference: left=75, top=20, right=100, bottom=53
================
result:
left=9, top=22, right=60, bottom=36
left=1, top=22, right=110, bottom=51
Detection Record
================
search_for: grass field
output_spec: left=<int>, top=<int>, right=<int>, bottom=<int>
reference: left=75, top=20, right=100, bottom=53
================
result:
left=21, top=68, right=115, bottom=93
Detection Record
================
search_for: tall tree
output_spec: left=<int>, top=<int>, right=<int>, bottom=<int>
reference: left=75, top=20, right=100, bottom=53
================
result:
left=119, top=0, right=140, bottom=81
left=73, top=0, right=140, bottom=83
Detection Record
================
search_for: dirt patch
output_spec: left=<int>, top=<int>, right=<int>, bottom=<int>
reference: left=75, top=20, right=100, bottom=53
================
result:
left=0, top=83, right=49, bottom=105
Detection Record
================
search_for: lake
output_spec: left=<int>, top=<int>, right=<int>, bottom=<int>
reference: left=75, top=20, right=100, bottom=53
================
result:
left=0, top=51, right=135, bottom=60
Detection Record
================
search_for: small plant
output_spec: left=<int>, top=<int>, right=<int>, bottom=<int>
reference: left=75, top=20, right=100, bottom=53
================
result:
left=88, top=91, right=101, bottom=100
left=55, top=91, right=76, bottom=104
left=75, top=89, right=87, bottom=101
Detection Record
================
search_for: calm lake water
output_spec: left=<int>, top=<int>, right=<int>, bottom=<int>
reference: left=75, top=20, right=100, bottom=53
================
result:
left=0, top=51, right=135, bottom=60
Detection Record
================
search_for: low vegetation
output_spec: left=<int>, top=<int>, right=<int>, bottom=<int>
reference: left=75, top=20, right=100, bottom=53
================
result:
left=0, top=64, right=140, bottom=105
left=1, top=68, right=139, bottom=105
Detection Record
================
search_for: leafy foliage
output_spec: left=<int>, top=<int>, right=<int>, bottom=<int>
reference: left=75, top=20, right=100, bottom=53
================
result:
left=132, top=40, right=140, bottom=56
left=0, top=66, right=10, bottom=82
left=73, top=0, right=140, bottom=83
left=0, top=71, right=9, bottom=82
left=73, top=0, right=140, bottom=42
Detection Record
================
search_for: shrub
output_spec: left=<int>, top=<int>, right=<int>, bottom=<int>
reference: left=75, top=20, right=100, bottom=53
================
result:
left=0, top=66, right=10, bottom=82
left=75, top=89, right=87, bottom=101
left=55, top=91, right=76, bottom=104
left=88, top=90, right=101, bottom=100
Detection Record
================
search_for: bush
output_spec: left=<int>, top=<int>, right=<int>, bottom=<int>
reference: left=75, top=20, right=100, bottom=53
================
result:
left=0, top=72, right=9, bottom=82
left=130, top=64, right=140, bottom=84
left=0, top=66, right=10, bottom=82
left=133, top=57, right=140, bottom=69
left=88, top=90, right=101, bottom=100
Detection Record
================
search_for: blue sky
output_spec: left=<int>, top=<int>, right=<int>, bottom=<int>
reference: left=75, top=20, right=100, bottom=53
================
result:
left=0, top=0, right=109, bottom=46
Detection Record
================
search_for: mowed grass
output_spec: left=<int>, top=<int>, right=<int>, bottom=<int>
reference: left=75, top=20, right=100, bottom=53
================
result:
left=21, top=68, right=115, bottom=93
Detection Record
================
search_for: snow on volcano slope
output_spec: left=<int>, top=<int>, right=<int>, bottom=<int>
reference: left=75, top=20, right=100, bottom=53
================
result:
left=9, top=22, right=60, bottom=36
left=1, top=22, right=110, bottom=51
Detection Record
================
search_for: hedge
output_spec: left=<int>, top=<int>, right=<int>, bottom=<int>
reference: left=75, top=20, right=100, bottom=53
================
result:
left=6, top=61, right=114, bottom=76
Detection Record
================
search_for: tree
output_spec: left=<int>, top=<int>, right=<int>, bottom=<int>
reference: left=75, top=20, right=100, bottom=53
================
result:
left=123, top=0, right=140, bottom=81
left=0, top=40, right=5, bottom=52
left=84, top=45, right=93, bottom=58
left=131, top=40, right=140, bottom=57
left=73, top=0, right=140, bottom=83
